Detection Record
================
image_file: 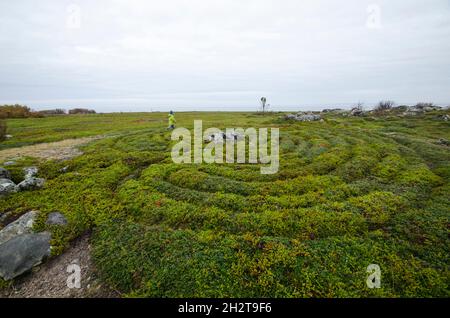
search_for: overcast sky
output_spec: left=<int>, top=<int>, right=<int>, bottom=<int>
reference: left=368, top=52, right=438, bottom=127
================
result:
left=0, top=0, right=449, bottom=112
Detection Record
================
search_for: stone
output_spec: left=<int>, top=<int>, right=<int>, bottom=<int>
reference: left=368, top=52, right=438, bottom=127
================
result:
left=23, top=166, right=38, bottom=179
left=0, top=211, right=39, bottom=245
left=350, top=108, right=364, bottom=116
left=17, top=177, right=45, bottom=191
left=437, top=138, right=450, bottom=147
left=60, top=166, right=69, bottom=173
left=46, top=212, right=68, bottom=226
left=0, top=167, right=11, bottom=179
left=0, top=232, right=51, bottom=280
left=3, top=161, right=16, bottom=166
left=296, top=114, right=322, bottom=122
left=0, top=178, right=18, bottom=196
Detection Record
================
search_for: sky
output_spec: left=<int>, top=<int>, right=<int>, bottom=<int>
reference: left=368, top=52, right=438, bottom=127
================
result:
left=0, top=0, right=449, bottom=112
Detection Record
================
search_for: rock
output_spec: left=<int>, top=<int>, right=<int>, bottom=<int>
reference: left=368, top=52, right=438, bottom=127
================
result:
left=0, top=178, right=18, bottom=196
left=60, top=166, right=69, bottom=173
left=0, top=211, right=39, bottom=245
left=437, top=138, right=450, bottom=147
left=284, top=114, right=322, bottom=121
left=296, top=114, right=322, bottom=122
left=322, top=108, right=345, bottom=113
left=350, top=108, right=364, bottom=116
left=440, top=114, right=449, bottom=121
left=3, top=161, right=16, bottom=166
left=46, top=212, right=68, bottom=226
left=0, top=167, right=11, bottom=179
left=5, top=134, right=13, bottom=139
left=284, top=114, right=298, bottom=120
left=0, top=232, right=51, bottom=280
left=23, top=166, right=38, bottom=179
left=17, top=177, right=45, bottom=191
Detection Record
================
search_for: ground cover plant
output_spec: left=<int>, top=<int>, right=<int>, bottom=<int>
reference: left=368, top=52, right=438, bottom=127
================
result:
left=0, top=111, right=449, bottom=297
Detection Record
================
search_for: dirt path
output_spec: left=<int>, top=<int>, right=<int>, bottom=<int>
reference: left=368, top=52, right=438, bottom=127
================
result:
left=0, top=136, right=102, bottom=162
left=0, top=233, right=120, bottom=298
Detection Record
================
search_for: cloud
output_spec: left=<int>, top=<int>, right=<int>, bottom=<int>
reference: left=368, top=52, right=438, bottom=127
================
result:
left=0, top=0, right=449, bottom=111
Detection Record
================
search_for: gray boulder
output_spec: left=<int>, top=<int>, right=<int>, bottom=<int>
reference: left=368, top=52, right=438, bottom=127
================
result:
left=284, top=113, right=322, bottom=121
left=0, top=178, right=18, bottom=196
left=0, top=232, right=51, bottom=280
left=0, top=211, right=39, bottom=245
left=46, top=212, right=68, bottom=226
left=0, top=167, right=11, bottom=179
left=23, top=166, right=38, bottom=179
left=3, top=161, right=16, bottom=166
left=284, top=114, right=298, bottom=120
left=296, top=114, right=322, bottom=122
left=350, top=108, right=364, bottom=116
left=17, top=177, right=45, bottom=191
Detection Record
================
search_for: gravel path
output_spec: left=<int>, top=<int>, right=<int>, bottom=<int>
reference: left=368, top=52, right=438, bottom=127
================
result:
left=0, top=233, right=120, bottom=298
left=0, top=136, right=102, bottom=162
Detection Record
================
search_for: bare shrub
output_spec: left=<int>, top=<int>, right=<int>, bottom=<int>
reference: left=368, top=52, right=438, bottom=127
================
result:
left=375, top=100, right=395, bottom=111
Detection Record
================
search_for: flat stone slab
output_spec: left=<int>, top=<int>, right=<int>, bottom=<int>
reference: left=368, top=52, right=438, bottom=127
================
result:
left=0, top=211, right=39, bottom=245
left=0, top=232, right=51, bottom=280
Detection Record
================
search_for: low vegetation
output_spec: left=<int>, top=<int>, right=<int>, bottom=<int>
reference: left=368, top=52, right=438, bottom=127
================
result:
left=0, top=110, right=449, bottom=297
left=0, top=105, right=42, bottom=119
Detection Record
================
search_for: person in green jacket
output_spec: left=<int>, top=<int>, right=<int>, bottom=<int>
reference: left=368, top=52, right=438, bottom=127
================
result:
left=168, top=110, right=176, bottom=130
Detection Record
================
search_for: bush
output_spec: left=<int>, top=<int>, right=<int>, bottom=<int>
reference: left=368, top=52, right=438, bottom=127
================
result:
left=38, top=109, right=66, bottom=115
left=0, top=104, right=43, bottom=118
left=0, top=120, right=6, bottom=141
left=375, top=100, right=395, bottom=112
left=68, top=108, right=96, bottom=114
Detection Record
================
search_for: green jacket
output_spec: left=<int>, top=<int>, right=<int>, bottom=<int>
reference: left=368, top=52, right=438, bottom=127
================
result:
left=168, top=114, right=176, bottom=125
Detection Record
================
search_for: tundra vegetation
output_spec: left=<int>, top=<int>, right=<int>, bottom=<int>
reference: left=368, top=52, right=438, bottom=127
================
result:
left=0, top=109, right=449, bottom=297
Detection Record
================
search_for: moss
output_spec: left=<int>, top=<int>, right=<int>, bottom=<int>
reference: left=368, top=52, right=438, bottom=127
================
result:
left=1, top=111, right=449, bottom=297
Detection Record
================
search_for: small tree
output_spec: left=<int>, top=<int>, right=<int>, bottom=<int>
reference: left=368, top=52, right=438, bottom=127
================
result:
left=260, top=97, right=267, bottom=113
left=355, top=101, right=364, bottom=111
left=375, top=100, right=395, bottom=111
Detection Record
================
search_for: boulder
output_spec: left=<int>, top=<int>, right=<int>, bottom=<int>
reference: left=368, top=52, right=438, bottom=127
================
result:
left=437, top=138, right=450, bottom=147
left=284, top=114, right=298, bottom=120
left=0, top=178, right=18, bottom=196
left=350, top=108, right=364, bottom=116
left=60, top=166, right=69, bottom=173
left=0, top=211, right=39, bottom=245
left=3, top=161, right=16, bottom=166
left=23, top=167, right=38, bottom=179
left=284, top=114, right=322, bottom=121
left=0, top=167, right=11, bottom=179
left=0, top=232, right=51, bottom=280
left=17, top=177, right=45, bottom=191
left=296, top=114, right=322, bottom=122
left=46, top=212, right=68, bottom=226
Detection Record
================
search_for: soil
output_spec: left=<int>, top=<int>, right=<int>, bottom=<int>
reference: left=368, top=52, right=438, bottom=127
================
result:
left=0, top=136, right=102, bottom=162
left=0, top=232, right=120, bottom=298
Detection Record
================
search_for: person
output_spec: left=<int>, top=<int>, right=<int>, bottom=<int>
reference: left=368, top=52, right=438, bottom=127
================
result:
left=168, top=110, right=176, bottom=130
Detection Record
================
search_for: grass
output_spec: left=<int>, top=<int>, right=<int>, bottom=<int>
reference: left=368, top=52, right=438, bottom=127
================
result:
left=0, top=111, right=449, bottom=297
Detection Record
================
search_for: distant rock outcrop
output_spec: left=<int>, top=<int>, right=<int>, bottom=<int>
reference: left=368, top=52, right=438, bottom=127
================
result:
left=284, top=113, right=322, bottom=122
